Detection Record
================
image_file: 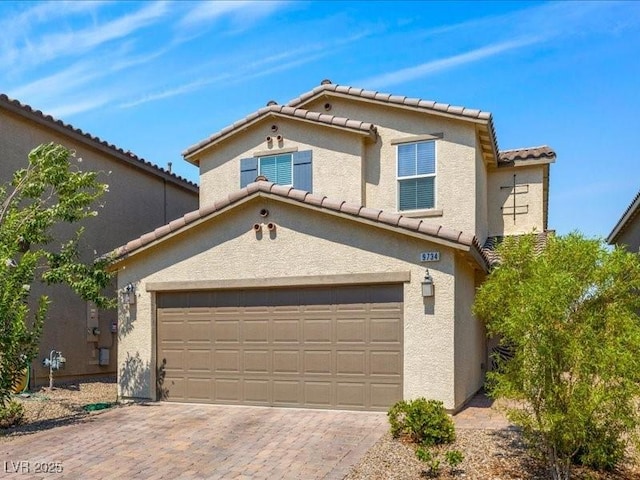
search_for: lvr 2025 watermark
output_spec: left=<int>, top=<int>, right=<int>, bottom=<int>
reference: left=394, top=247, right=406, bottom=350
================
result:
left=3, top=461, right=63, bottom=474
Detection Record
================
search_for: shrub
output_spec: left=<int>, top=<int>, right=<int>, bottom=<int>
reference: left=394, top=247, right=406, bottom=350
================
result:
left=445, top=449, right=464, bottom=469
left=0, top=400, right=24, bottom=428
left=388, top=398, right=455, bottom=446
left=416, top=446, right=440, bottom=477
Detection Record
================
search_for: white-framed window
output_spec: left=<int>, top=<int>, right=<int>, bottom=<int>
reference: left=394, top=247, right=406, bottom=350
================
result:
left=397, top=140, right=436, bottom=211
left=258, top=154, right=293, bottom=185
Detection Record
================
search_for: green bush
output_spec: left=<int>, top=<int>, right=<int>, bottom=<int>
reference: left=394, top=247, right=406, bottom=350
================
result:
left=416, top=446, right=440, bottom=476
left=0, top=400, right=24, bottom=428
left=445, top=449, right=464, bottom=469
left=388, top=398, right=455, bottom=446
left=574, top=421, right=626, bottom=471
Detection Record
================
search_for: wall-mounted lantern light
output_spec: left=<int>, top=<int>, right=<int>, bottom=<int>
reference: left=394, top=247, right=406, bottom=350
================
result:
left=421, top=269, right=434, bottom=297
left=122, top=283, right=136, bottom=305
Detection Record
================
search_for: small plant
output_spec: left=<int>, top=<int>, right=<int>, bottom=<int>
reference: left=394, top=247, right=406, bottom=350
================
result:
left=416, top=446, right=440, bottom=477
left=388, top=398, right=455, bottom=446
left=445, top=449, right=464, bottom=471
left=0, top=400, right=24, bottom=428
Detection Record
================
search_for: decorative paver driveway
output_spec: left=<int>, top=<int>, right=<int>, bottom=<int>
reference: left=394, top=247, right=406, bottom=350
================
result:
left=1, top=403, right=387, bottom=479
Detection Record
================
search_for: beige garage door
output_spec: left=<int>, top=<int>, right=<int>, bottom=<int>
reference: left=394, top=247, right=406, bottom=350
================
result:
left=156, top=285, right=403, bottom=411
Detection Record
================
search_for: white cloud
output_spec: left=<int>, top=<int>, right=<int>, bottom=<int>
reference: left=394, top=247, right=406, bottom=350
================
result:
left=178, top=1, right=286, bottom=30
left=3, top=2, right=169, bottom=68
left=358, top=37, right=543, bottom=89
left=46, top=96, right=112, bottom=119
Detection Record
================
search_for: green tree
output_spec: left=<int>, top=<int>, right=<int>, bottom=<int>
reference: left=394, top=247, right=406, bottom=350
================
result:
left=0, top=143, right=112, bottom=408
left=473, top=233, right=640, bottom=480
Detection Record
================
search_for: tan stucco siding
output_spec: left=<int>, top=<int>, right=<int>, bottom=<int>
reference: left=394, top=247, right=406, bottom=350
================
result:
left=0, top=109, right=198, bottom=382
left=475, top=139, right=489, bottom=244
left=616, top=216, right=640, bottom=253
left=487, top=165, right=545, bottom=237
left=453, top=257, right=485, bottom=409
left=197, top=117, right=364, bottom=207
left=116, top=197, right=464, bottom=408
left=303, top=97, right=480, bottom=235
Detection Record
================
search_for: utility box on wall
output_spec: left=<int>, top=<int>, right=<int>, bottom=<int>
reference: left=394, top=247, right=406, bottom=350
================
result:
left=98, top=348, right=109, bottom=366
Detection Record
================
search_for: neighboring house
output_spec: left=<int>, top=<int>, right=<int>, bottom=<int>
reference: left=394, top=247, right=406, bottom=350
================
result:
left=607, top=190, right=640, bottom=252
left=0, top=94, right=199, bottom=386
left=110, top=81, right=555, bottom=412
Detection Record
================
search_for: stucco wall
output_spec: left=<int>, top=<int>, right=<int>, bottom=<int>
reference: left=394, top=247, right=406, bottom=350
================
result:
left=0, top=108, right=199, bottom=383
left=475, top=140, right=489, bottom=244
left=616, top=215, right=640, bottom=253
left=453, top=257, right=485, bottom=409
left=116, top=196, right=471, bottom=409
left=302, top=97, right=480, bottom=235
left=197, top=117, right=364, bottom=207
left=487, top=164, right=545, bottom=237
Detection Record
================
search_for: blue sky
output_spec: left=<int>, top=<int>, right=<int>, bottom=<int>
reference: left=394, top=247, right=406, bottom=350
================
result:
left=1, top=1, right=638, bottom=239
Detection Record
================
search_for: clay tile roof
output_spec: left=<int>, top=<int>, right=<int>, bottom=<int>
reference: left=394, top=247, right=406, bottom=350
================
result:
left=110, top=181, right=491, bottom=271
left=607, top=189, right=640, bottom=245
left=287, top=82, right=495, bottom=125
left=183, top=105, right=378, bottom=159
left=284, top=82, right=500, bottom=162
left=498, top=145, right=556, bottom=164
left=0, top=94, right=198, bottom=192
left=482, top=231, right=554, bottom=266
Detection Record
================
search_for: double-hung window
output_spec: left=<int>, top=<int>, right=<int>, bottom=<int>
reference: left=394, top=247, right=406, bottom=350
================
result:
left=397, top=141, right=436, bottom=211
left=258, top=154, right=292, bottom=185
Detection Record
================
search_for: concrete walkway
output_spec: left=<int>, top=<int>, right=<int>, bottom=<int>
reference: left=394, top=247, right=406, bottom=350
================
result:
left=1, top=403, right=387, bottom=480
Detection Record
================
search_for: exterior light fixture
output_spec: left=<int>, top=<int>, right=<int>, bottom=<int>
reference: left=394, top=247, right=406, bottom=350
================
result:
left=122, top=283, right=136, bottom=305
left=421, top=269, right=434, bottom=297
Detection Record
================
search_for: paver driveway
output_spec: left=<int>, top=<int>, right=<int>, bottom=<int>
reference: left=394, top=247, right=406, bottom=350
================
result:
left=1, top=402, right=387, bottom=479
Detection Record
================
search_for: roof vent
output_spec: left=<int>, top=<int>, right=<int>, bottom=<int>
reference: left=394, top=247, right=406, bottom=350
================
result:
left=266, top=100, right=278, bottom=106
left=320, top=79, right=332, bottom=85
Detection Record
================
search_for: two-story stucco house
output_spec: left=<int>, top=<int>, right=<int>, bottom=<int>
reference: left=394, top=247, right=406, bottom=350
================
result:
left=0, top=94, right=199, bottom=386
left=110, top=81, right=555, bottom=411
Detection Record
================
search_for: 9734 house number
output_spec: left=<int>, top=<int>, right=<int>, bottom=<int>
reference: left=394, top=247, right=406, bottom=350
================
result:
left=4, top=460, right=63, bottom=474
left=420, top=251, right=440, bottom=262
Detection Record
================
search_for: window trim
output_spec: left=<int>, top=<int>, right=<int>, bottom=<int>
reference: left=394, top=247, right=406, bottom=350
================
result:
left=396, top=140, right=437, bottom=212
left=257, top=153, right=294, bottom=186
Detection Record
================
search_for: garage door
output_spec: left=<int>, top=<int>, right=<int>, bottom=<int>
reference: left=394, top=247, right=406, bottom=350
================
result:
left=156, top=285, right=403, bottom=411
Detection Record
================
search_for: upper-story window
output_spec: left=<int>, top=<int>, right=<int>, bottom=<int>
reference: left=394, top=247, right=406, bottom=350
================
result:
left=397, top=141, right=435, bottom=211
left=240, top=150, right=312, bottom=191
left=259, top=154, right=292, bottom=185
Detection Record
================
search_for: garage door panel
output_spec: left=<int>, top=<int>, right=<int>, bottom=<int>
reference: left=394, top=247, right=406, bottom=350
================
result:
left=303, top=350, right=332, bottom=374
left=215, top=378, right=240, bottom=401
left=370, top=318, right=401, bottom=343
left=303, top=318, right=332, bottom=343
left=273, top=350, right=300, bottom=373
left=370, top=383, right=403, bottom=408
left=272, top=319, right=300, bottom=343
left=187, top=378, right=212, bottom=400
left=157, top=285, right=403, bottom=410
left=214, top=320, right=240, bottom=343
left=186, top=349, right=211, bottom=372
left=244, top=350, right=269, bottom=373
left=244, top=379, right=270, bottom=403
left=336, top=382, right=366, bottom=407
left=336, top=351, right=366, bottom=375
left=304, top=382, right=332, bottom=406
left=161, top=349, right=185, bottom=371
left=243, top=320, right=269, bottom=343
left=215, top=350, right=240, bottom=373
left=273, top=380, right=300, bottom=404
left=336, top=319, right=366, bottom=343
left=370, top=351, right=402, bottom=376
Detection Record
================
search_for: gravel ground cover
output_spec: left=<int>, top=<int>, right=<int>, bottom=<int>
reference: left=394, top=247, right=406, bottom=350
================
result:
left=1, top=376, right=117, bottom=437
left=346, top=429, right=640, bottom=480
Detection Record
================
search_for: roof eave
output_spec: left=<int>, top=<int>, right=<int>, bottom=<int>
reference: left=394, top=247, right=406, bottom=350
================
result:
left=1, top=95, right=198, bottom=193
left=607, top=192, right=640, bottom=244
left=183, top=111, right=377, bottom=164
left=497, top=157, right=556, bottom=168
